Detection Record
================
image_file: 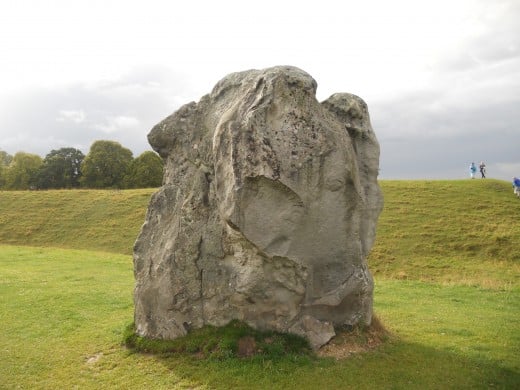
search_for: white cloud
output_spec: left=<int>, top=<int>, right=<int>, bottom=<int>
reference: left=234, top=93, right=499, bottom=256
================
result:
left=94, top=115, right=140, bottom=134
left=56, top=109, right=86, bottom=124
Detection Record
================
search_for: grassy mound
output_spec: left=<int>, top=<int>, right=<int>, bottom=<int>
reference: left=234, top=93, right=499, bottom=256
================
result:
left=123, top=320, right=313, bottom=359
left=370, top=179, right=520, bottom=289
left=0, top=188, right=154, bottom=254
left=0, top=179, right=517, bottom=285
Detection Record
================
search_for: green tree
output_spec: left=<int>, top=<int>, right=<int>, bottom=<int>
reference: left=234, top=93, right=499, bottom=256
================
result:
left=37, top=148, right=85, bottom=189
left=0, top=150, right=12, bottom=166
left=81, top=140, right=133, bottom=188
left=124, top=151, right=163, bottom=188
left=0, top=150, right=13, bottom=189
left=5, top=152, right=43, bottom=190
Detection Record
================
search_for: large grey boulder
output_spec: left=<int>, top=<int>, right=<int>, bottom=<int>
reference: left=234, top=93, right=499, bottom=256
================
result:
left=133, top=66, right=383, bottom=349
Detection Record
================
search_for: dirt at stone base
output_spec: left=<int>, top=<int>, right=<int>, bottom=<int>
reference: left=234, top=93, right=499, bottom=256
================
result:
left=317, top=316, right=390, bottom=359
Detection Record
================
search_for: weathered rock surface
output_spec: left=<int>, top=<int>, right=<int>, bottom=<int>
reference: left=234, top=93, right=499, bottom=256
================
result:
left=133, top=66, right=383, bottom=349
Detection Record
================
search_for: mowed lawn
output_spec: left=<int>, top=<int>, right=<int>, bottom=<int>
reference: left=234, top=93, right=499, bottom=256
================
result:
left=0, top=180, right=519, bottom=389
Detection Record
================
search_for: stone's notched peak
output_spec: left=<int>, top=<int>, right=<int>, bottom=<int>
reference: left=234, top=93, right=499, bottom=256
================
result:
left=134, top=66, right=383, bottom=350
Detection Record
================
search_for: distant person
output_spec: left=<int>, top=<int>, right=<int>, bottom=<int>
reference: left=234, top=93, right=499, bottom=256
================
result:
left=479, top=161, right=486, bottom=178
left=513, top=177, right=520, bottom=198
left=469, top=162, right=477, bottom=179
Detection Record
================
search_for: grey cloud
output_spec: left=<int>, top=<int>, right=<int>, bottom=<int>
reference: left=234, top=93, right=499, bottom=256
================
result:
left=372, top=84, right=520, bottom=181
left=378, top=131, right=518, bottom=180
left=0, top=66, right=192, bottom=157
left=370, top=13, right=520, bottom=182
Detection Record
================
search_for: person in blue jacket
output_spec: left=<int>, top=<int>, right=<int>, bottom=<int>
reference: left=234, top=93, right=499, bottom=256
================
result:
left=469, top=162, right=477, bottom=179
left=513, top=177, right=520, bottom=198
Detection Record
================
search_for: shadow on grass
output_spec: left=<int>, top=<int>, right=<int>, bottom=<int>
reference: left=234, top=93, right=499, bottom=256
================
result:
left=146, top=340, right=520, bottom=389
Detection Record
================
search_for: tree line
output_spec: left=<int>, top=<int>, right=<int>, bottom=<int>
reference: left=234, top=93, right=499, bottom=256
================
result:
left=0, top=140, right=163, bottom=190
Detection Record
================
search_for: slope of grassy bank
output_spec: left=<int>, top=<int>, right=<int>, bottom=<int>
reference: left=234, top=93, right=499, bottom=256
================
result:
left=0, top=179, right=518, bottom=284
left=370, top=179, right=520, bottom=289
left=0, top=188, right=154, bottom=254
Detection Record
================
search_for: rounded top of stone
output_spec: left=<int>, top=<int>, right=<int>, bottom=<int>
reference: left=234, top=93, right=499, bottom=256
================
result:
left=211, top=65, right=318, bottom=99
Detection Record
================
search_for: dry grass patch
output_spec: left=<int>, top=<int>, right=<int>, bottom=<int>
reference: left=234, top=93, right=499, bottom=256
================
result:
left=318, top=316, right=390, bottom=359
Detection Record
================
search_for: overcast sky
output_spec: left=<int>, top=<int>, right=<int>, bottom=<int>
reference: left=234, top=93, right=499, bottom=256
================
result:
left=0, top=0, right=518, bottom=180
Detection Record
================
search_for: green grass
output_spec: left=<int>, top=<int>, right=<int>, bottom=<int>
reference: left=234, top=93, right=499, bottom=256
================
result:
left=123, top=319, right=312, bottom=358
left=1, top=179, right=519, bottom=388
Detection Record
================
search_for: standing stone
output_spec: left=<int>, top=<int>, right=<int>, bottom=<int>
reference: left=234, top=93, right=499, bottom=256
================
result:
left=133, top=66, right=383, bottom=349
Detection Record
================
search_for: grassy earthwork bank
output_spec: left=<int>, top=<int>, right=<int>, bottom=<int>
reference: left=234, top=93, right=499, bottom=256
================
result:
left=0, top=179, right=519, bottom=389
left=0, top=189, right=151, bottom=255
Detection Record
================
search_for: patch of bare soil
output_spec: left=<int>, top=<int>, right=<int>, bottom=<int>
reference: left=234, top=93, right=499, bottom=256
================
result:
left=317, top=316, right=390, bottom=359
left=86, top=352, right=103, bottom=364
left=237, top=336, right=257, bottom=357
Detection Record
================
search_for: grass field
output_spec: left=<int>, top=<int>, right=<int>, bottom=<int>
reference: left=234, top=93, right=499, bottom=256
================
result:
left=0, top=179, right=519, bottom=389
